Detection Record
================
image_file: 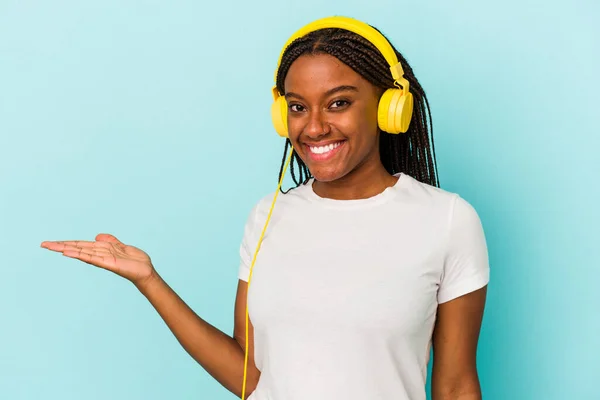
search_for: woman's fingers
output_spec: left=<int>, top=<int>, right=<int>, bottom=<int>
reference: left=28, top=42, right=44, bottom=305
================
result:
left=42, top=236, right=153, bottom=282
left=63, top=249, right=116, bottom=269
left=41, top=240, right=92, bottom=250
left=61, top=244, right=110, bottom=255
left=95, top=233, right=122, bottom=244
left=41, top=240, right=111, bottom=252
left=59, top=244, right=115, bottom=268
left=40, top=241, right=76, bottom=252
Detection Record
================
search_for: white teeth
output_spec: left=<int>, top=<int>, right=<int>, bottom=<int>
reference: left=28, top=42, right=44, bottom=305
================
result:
left=309, top=141, right=342, bottom=154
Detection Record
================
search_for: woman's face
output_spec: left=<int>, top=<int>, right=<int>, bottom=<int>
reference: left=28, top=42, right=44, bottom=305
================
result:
left=283, top=53, right=383, bottom=183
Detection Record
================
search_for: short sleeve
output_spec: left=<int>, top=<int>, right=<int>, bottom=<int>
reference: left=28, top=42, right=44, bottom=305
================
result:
left=238, top=203, right=260, bottom=282
left=437, top=194, right=490, bottom=303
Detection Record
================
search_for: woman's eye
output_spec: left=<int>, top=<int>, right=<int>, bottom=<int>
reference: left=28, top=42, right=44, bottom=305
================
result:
left=330, top=100, right=350, bottom=109
left=289, top=104, right=305, bottom=112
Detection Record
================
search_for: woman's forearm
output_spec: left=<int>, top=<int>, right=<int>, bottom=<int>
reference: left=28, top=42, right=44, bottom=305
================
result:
left=135, top=272, right=259, bottom=398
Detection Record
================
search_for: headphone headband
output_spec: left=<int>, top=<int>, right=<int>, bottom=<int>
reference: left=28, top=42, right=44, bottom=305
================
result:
left=273, top=16, right=409, bottom=97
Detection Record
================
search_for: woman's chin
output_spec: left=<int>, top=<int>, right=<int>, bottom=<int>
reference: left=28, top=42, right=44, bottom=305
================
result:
left=309, top=165, right=348, bottom=183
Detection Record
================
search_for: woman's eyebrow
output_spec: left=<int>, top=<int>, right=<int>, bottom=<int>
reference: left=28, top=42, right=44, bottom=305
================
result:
left=285, top=85, right=359, bottom=100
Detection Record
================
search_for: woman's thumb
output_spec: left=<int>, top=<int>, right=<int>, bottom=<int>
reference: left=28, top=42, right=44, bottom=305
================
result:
left=96, top=233, right=122, bottom=244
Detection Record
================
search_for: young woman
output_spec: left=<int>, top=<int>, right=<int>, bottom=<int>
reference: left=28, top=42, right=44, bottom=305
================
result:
left=41, top=16, right=489, bottom=400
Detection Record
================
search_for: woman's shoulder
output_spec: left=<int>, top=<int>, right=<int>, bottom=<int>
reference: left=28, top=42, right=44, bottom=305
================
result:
left=395, top=173, right=459, bottom=206
left=253, top=181, right=309, bottom=205
left=244, top=182, right=312, bottom=223
left=394, top=173, right=485, bottom=225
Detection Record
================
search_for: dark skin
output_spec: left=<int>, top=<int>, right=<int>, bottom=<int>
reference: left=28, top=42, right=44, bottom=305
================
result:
left=282, top=53, right=487, bottom=399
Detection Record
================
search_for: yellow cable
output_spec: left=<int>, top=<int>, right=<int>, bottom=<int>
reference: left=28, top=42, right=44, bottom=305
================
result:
left=241, top=146, right=294, bottom=400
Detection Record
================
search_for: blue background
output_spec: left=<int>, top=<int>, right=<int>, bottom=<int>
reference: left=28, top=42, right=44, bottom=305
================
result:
left=1, top=0, right=598, bottom=399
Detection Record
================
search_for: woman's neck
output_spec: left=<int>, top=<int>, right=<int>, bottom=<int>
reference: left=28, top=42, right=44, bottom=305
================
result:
left=311, top=162, right=398, bottom=201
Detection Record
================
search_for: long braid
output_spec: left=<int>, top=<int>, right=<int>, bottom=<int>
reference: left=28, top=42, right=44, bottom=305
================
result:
left=275, top=27, right=439, bottom=191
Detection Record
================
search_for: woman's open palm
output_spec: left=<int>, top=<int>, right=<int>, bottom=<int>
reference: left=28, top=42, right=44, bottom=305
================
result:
left=41, top=233, right=154, bottom=284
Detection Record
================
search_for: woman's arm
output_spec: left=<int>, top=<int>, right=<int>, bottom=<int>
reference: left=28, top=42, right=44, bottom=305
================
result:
left=431, top=286, right=487, bottom=400
left=41, top=235, right=260, bottom=398
left=137, top=275, right=260, bottom=398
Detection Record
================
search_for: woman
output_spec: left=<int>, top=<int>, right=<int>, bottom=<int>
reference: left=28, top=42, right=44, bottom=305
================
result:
left=41, top=16, right=489, bottom=400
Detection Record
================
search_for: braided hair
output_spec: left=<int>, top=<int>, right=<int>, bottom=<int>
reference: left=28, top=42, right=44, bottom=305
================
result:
left=275, top=27, right=439, bottom=192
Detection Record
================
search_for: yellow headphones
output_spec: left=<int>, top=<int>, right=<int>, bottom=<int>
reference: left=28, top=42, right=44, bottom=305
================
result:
left=241, top=16, right=412, bottom=400
left=270, top=15, right=414, bottom=138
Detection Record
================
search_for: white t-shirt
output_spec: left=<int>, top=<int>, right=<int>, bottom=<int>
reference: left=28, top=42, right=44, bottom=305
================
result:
left=238, top=172, right=490, bottom=400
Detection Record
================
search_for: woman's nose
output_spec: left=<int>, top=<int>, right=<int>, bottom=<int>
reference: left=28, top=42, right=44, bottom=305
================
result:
left=303, top=110, right=329, bottom=139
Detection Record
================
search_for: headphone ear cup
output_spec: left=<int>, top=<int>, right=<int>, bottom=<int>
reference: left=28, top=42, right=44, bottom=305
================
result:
left=271, top=95, right=289, bottom=138
left=377, top=89, right=414, bottom=134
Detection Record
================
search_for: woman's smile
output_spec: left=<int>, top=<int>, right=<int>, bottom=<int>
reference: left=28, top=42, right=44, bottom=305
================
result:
left=304, top=140, right=346, bottom=162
